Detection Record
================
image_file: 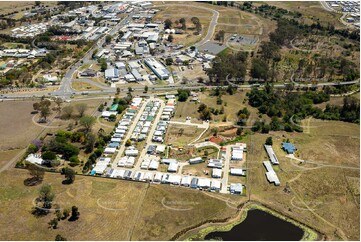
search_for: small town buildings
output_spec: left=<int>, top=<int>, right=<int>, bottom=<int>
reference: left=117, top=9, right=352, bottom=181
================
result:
left=212, top=168, right=222, bottom=178
left=189, top=157, right=204, bottom=164
left=25, top=153, right=44, bottom=165
left=168, top=162, right=178, bottom=172
left=149, top=160, right=159, bottom=170
left=191, top=178, right=199, bottom=189
left=210, top=180, right=221, bottom=192
left=230, top=183, right=243, bottom=194
left=181, top=176, right=191, bottom=187
left=144, top=58, right=169, bottom=80
left=264, top=145, right=279, bottom=165
left=231, top=146, right=244, bottom=160
left=282, top=142, right=296, bottom=154
left=263, top=161, right=280, bottom=186
left=230, top=168, right=246, bottom=176
left=153, top=172, right=163, bottom=183
left=105, top=68, right=119, bottom=80
left=80, top=69, right=97, bottom=77
left=161, top=158, right=177, bottom=164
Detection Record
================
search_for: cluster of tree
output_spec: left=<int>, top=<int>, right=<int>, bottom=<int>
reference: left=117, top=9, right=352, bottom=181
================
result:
left=98, top=58, right=107, bottom=72
left=237, top=107, right=250, bottom=127
left=207, top=52, right=248, bottom=82
left=61, top=103, right=88, bottom=120
left=318, top=96, right=359, bottom=123
left=0, top=19, right=16, bottom=30
left=32, top=184, right=55, bottom=216
left=4, top=67, right=32, bottom=85
left=33, top=99, right=52, bottom=121
left=24, top=164, right=45, bottom=186
left=198, top=103, right=212, bottom=120
left=164, top=19, right=173, bottom=29
left=177, top=89, right=190, bottom=102
left=41, top=130, right=80, bottom=162
left=247, top=84, right=359, bottom=133
left=82, top=128, right=111, bottom=173
left=214, top=30, right=225, bottom=43
left=191, top=17, right=202, bottom=33
left=176, top=17, right=187, bottom=30
left=48, top=203, right=80, bottom=229
left=109, top=97, right=130, bottom=114
left=60, top=167, right=76, bottom=184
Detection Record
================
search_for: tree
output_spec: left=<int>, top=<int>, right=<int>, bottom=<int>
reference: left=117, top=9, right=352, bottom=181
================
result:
left=167, top=34, right=174, bottom=42
left=105, top=35, right=112, bottom=44
left=265, top=137, right=273, bottom=145
left=55, top=234, right=67, bottom=241
left=99, top=59, right=107, bottom=72
left=55, top=98, right=63, bottom=111
left=125, top=139, right=131, bottom=147
left=27, top=144, right=39, bottom=153
left=79, top=115, right=96, bottom=132
left=62, top=209, right=70, bottom=220
left=62, top=106, right=74, bottom=119
left=85, top=133, right=96, bottom=153
left=29, top=164, right=45, bottom=181
left=75, top=103, right=87, bottom=117
left=108, top=114, right=116, bottom=122
left=179, top=17, right=186, bottom=25
left=250, top=58, right=269, bottom=80
left=37, top=184, right=55, bottom=212
left=40, top=106, right=52, bottom=121
left=178, top=90, right=189, bottom=102
left=165, top=57, right=173, bottom=65
left=24, top=164, right=45, bottom=186
left=48, top=218, right=58, bottom=229
left=144, top=85, right=148, bottom=93
left=33, top=102, right=40, bottom=112
left=164, top=19, right=172, bottom=29
left=191, top=17, right=200, bottom=25
left=42, top=151, right=57, bottom=161
left=62, top=167, right=76, bottom=184
left=215, top=30, right=225, bottom=43
left=70, top=206, right=80, bottom=221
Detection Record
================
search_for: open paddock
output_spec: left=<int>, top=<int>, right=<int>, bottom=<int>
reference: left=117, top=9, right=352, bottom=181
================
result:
left=0, top=169, right=238, bottom=241
left=165, top=124, right=205, bottom=146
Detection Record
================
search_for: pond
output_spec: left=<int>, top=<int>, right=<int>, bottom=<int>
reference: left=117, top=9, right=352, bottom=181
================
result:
left=204, top=209, right=304, bottom=241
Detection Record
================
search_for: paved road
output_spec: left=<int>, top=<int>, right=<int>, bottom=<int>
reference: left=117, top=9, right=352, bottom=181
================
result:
left=220, top=145, right=231, bottom=193
left=111, top=100, right=148, bottom=169
left=134, top=98, right=165, bottom=170
left=52, top=12, right=135, bottom=100
left=2, top=79, right=360, bottom=101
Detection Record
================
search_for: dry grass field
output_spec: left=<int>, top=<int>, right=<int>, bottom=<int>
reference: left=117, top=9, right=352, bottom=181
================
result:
left=172, top=101, right=200, bottom=121
left=153, top=4, right=213, bottom=46
left=165, top=124, right=205, bottom=146
left=257, top=1, right=345, bottom=29
left=198, top=90, right=260, bottom=124
left=0, top=101, right=44, bottom=151
left=0, top=1, right=35, bottom=15
left=246, top=119, right=360, bottom=240
left=0, top=169, right=238, bottom=241
left=71, top=81, right=102, bottom=91
left=0, top=98, right=105, bottom=172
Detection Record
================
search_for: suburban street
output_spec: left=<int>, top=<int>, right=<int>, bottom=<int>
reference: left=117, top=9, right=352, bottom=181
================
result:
left=133, top=98, right=165, bottom=170
left=111, top=98, right=148, bottom=169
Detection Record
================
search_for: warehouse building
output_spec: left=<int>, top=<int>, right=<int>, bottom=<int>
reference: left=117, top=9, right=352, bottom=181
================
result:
left=264, top=145, right=279, bottom=165
left=144, top=58, right=169, bottom=80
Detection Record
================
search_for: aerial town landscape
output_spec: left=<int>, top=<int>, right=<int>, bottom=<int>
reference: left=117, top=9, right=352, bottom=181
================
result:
left=0, top=0, right=359, bottom=241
